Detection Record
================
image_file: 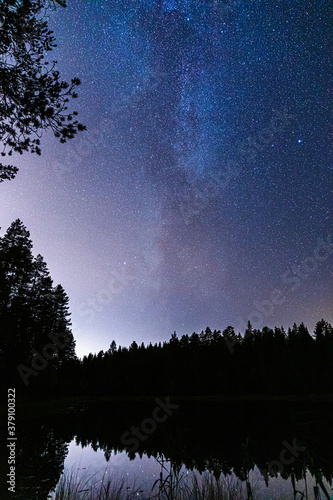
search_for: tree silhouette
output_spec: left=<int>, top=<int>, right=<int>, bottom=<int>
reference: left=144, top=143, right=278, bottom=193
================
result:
left=74, top=319, right=333, bottom=400
left=0, top=219, right=76, bottom=391
left=0, top=0, right=86, bottom=182
left=0, top=219, right=34, bottom=365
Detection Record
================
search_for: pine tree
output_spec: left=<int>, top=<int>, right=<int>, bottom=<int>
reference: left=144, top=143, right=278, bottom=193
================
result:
left=0, top=219, right=34, bottom=372
left=52, top=284, right=76, bottom=363
left=30, top=254, right=54, bottom=347
left=0, top=220, right=76, bottom=390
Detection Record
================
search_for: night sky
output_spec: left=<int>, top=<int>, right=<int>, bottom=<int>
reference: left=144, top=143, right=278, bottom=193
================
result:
left=1, top=0, right=332, bottom=358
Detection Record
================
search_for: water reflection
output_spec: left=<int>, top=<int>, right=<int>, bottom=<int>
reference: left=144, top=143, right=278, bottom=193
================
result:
left=1, top=400, right=332, bottom=499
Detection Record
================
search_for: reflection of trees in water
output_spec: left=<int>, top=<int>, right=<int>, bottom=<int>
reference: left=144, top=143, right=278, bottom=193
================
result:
left=0, top=418, right=71, bottom=500
left=73, top=400, right=333, bottom=492
left=1, top=400, right=332, bottom=498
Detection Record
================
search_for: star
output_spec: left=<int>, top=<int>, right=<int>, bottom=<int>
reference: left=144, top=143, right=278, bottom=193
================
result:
left=2, top=0, right=331, bottom=358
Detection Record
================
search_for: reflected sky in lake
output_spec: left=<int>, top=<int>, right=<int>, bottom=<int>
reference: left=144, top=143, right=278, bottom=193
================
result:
left=50, top=439, right=330, bottom=500
left=61, top=440, right=163, bottom=490
left=1, top=400, right=332, bottom=499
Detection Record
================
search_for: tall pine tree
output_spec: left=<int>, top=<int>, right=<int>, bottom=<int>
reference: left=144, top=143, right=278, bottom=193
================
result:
left=0, top=220, right=76, bottom=390
left=0, top=220, right=34, bottom=376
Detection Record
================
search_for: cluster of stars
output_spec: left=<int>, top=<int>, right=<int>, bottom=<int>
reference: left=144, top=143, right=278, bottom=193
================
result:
left=0, top=0, right=331, bottom=357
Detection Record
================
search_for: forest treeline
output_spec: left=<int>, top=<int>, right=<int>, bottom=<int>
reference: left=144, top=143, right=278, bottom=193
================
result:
left=0, top=220, right=332, bottom=400
left=77, top=319, right=333, bottom=397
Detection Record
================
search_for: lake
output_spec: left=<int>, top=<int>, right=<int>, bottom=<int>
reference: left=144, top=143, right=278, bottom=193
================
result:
left=1, top=399, right=333, bottom=499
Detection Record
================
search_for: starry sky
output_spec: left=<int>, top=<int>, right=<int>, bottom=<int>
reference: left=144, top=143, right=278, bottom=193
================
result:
left=0, top=0, right=332, bottom=358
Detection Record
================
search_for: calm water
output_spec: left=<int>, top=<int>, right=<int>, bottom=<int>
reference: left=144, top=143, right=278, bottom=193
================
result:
left=49, top=440, right=330, bottom=499
left=1, top=400, right=333, bottom=499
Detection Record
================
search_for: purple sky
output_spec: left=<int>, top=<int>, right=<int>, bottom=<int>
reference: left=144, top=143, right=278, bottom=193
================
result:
left=1, top=0, right=332, bottom=358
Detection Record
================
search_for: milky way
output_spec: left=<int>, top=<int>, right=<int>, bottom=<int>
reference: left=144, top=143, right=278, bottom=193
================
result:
left=0, top=0, right=331, bottom=357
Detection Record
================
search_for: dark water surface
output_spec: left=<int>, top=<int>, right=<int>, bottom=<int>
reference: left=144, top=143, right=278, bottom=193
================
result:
left=1, top=399, right=333, bottom=499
